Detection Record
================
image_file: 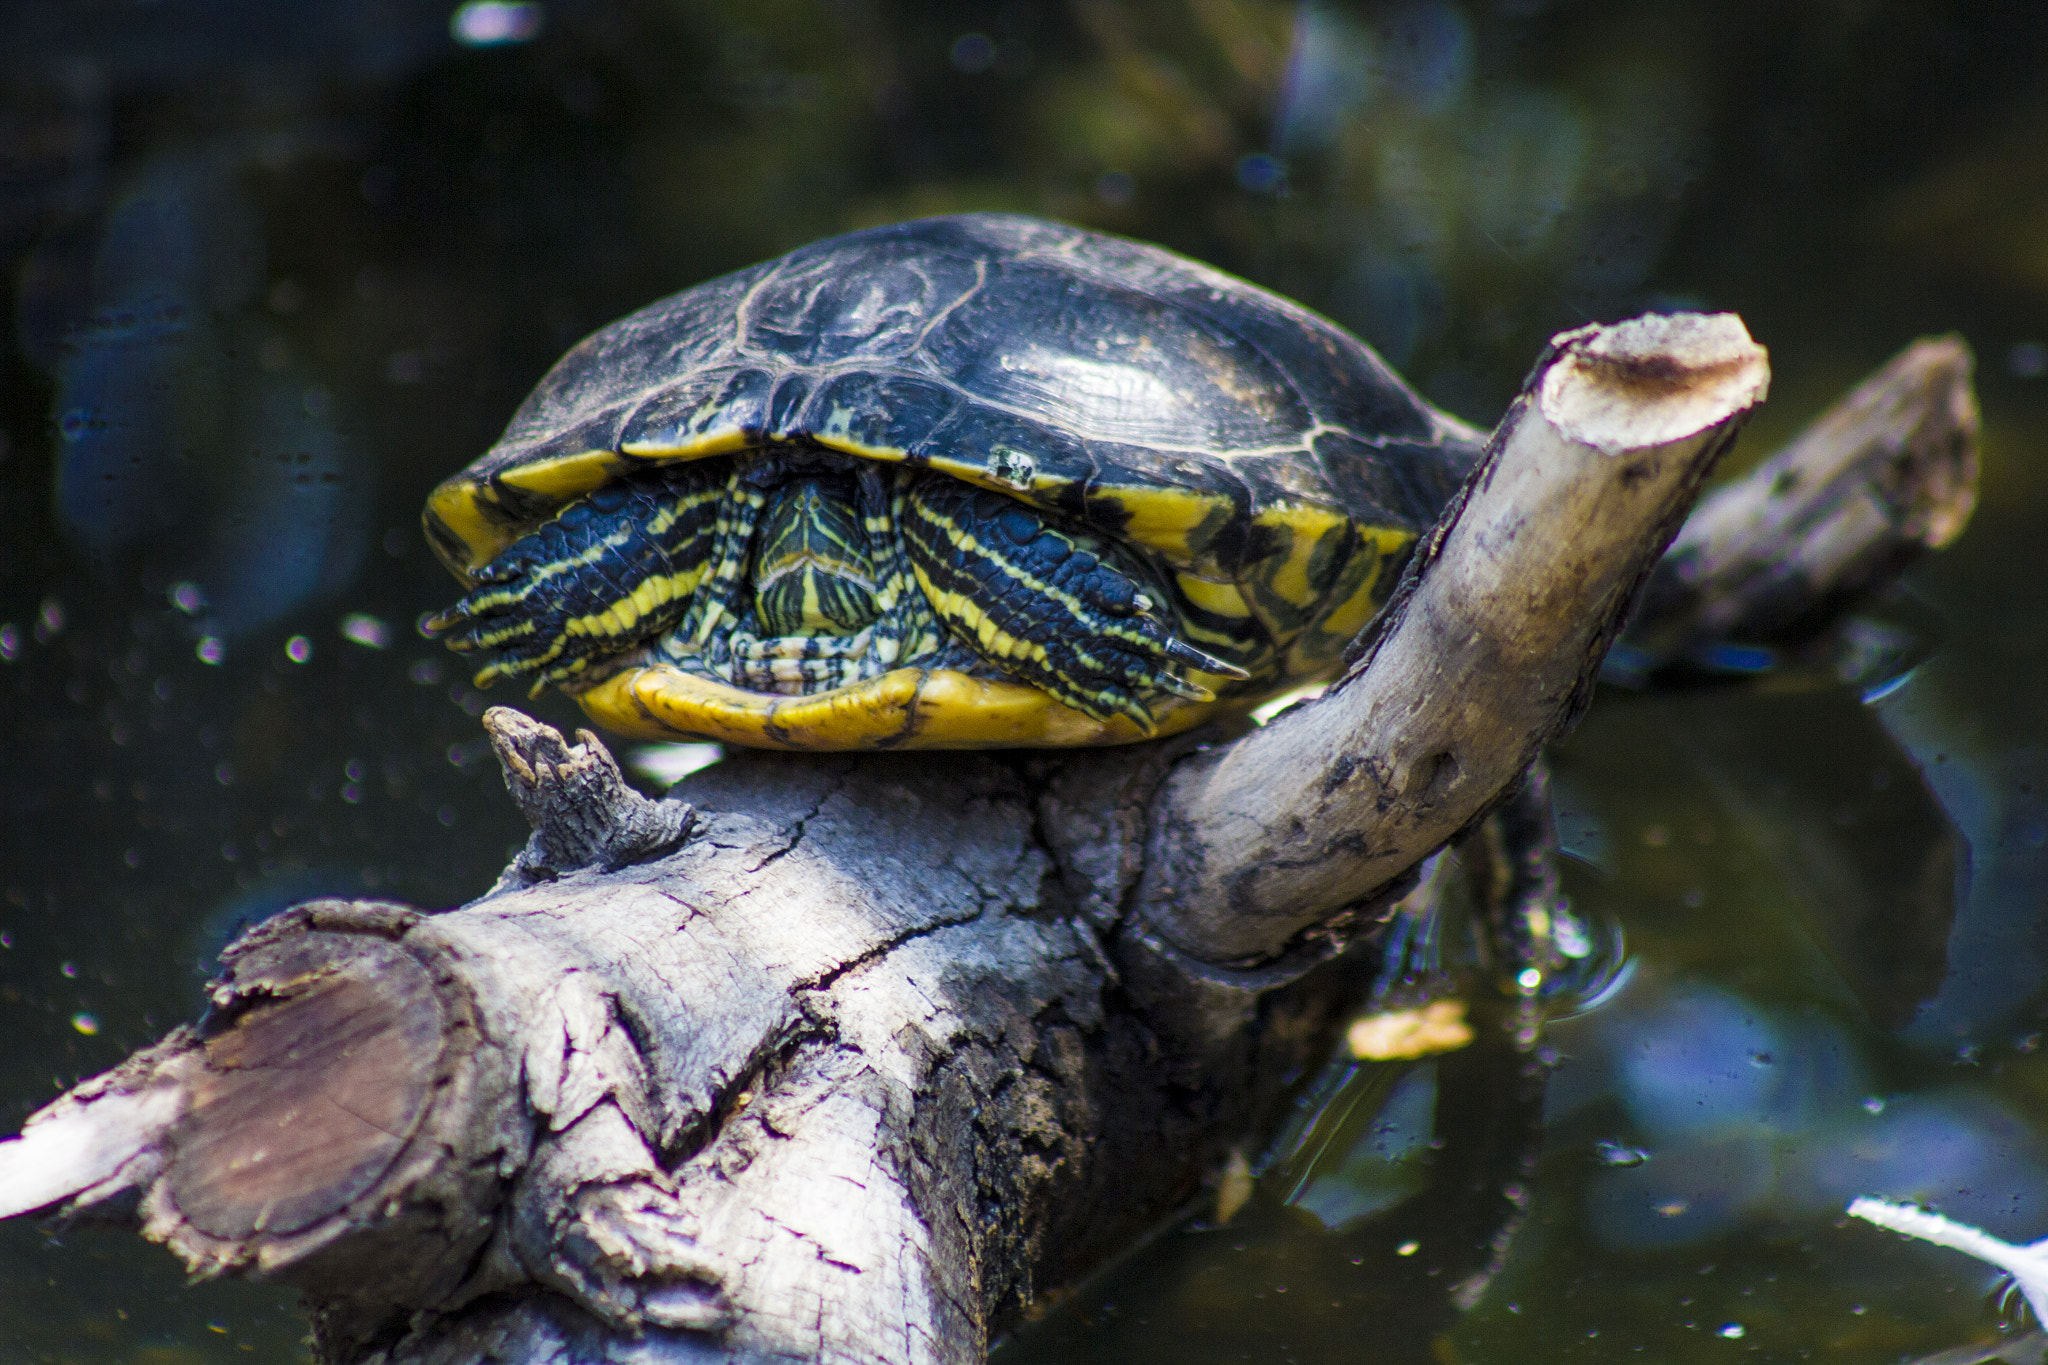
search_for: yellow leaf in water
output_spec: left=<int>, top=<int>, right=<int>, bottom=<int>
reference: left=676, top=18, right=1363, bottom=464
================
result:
left=1345, top=999, right=1474, bottom=1060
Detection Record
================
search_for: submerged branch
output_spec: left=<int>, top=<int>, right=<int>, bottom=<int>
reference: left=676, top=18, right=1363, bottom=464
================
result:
left=1624, top=334, right=1978, bottom=669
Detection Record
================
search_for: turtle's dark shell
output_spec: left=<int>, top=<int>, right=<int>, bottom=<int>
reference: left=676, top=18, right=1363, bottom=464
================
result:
left=425, top=213, right=1482, bottom=748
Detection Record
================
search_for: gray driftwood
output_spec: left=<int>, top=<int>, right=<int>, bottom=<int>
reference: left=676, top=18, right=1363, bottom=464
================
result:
left=0, top=321, right=1980, bottom=1365
left=1625, top=335, right=1979, bottom=669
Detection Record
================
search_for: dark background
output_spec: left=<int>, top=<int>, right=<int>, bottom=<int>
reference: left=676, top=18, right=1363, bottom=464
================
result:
left=5, top=2, right=2048, bottom=1360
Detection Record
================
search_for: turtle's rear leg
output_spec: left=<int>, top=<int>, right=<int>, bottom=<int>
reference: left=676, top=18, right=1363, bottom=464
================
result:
left=900, top=478, right=1246, bottom=728
left=424, top=462, right=723, bottom=690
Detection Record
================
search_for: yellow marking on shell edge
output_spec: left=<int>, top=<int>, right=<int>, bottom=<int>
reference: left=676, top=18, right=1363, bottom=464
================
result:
left=1283, top=524, right=1416, bottom=675
left=1102, top=485, right=1221, bottom=563
left=574, top=664, right=1228, bottom=751
left=424, top=481, right=518, bottom=580
left=433, top=438, right=738, bottom=578
left=619, top=429, right=756, bottom=460
left=921, top=453, right=1059, bottom=501
left=811, top=431, right=912, bottom=463
left=1174, top=572, right=1251, bottom=619
left=1255, top=505, right=1354, bottom=611
left=496, top=449, right=630, bottom=499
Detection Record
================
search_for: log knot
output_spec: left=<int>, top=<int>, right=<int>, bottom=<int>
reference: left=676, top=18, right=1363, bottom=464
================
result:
left=485, top=708, right=696, bottom=884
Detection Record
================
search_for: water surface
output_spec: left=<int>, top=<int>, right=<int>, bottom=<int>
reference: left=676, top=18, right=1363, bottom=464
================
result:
left=5, top=2, right=2048, bottom=1360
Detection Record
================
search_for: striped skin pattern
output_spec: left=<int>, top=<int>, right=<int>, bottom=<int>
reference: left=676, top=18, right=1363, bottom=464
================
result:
left=727, top=624, right=877, bottom=695
left=899, top=479, right=1245, bottom=729
left=661, top=460, right=947, bottom=695
left=753, top=475, right=881, bottom=637
left=423, top=463, right=723, bottom=689
left=430, top=451, right=1244, bottom=727
left=720, top=472, right=948, bottom=697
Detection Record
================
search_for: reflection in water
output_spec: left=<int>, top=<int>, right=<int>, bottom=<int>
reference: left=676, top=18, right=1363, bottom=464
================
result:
left=1878, top=659, right=2048, bottom=1052
left=7, top=1, right=2048, bottom=1362
left=1287, top=1063, right=1440, bottom=1232
left=1851, top=1199, right=2048, bottom=1351
left=42, top=157, right=369, bottom=639
left=1611, top=983, right=1840, bottom=1138
left=1570, top=977, right=2048, bottom=1250
left=1634, top=685, right=1963, bottom=1031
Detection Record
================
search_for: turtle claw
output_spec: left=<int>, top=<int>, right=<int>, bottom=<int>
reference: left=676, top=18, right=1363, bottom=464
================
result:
left=1147, top=668, right=1216, bottom=704
left=419, top=603, right=473, bottom=640
left=1158, top=633, right=1249, bottom=681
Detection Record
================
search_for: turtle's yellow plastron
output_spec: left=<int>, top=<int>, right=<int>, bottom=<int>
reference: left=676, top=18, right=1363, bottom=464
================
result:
left=579, top=664, right=1222, bottom=750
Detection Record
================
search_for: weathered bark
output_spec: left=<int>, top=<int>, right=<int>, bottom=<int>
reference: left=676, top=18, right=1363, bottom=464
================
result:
left=0, top=323, right=1982, bottom=1365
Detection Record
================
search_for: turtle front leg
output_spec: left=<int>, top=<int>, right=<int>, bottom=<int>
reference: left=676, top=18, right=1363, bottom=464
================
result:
left=900, top=478, right=1247, bottom=729
left=424, top=463, right=722, bottom=691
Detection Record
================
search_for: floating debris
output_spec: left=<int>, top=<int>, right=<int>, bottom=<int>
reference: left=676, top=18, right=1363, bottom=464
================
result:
left=1592, top=1139, right=1650, bottom=1168
left=1214, top=1148, right=1253, bottom=1226
left=1849, top=1197, right=2048, bottom=1325
left=1346, top=999, right=1473, bottom=1060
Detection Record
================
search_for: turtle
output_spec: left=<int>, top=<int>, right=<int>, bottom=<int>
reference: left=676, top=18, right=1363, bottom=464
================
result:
left=421, top=213, right=1482, bottom=750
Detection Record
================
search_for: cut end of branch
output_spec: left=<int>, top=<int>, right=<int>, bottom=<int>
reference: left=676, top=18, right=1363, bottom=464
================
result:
left=1140, top=310, right=1768, bottom=963
left=165, top=930, right=446, bottom=1250
left=1541, top=313, right=1770, bottom=455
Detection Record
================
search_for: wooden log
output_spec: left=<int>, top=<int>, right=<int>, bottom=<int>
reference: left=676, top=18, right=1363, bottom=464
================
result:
left=0, top=321, right=1985, bottom=1365
left=1622, top=334, right=1978, bottom=671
